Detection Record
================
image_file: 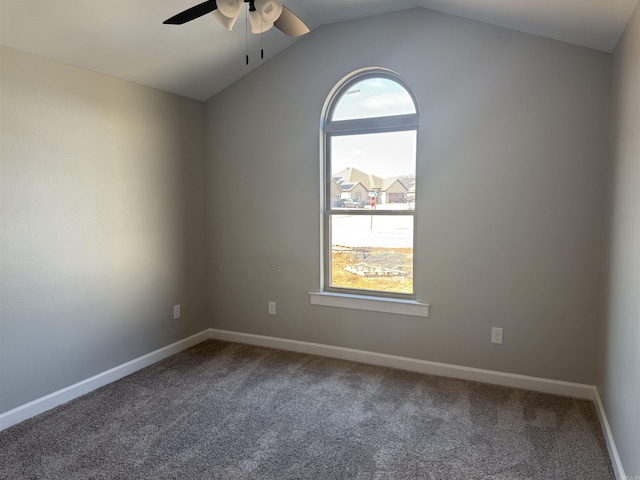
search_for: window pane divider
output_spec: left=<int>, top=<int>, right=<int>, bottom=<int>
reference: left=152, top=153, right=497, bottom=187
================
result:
left=326, top=114, right=418, bottom=134
left=327, top=210, right=416, bottom=216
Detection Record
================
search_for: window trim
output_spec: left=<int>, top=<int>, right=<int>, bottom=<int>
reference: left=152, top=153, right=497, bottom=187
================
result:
left=309, top=292, right=429, bottom=318
left=321, top=68, right=419, bottom=301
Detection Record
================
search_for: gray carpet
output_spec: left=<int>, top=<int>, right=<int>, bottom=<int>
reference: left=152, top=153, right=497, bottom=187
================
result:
left=0, top=340, right=614, bottom=479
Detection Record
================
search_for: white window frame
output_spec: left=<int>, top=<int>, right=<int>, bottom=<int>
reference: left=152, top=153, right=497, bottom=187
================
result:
left=320, top=69, right=420, bottom=301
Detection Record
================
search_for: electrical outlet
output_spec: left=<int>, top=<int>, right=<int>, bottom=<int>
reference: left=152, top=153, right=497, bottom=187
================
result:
left=173, top=304, right=181, bottom=320
left=268, top=301, right=276, bottom=315
left=491, top=327, right=503, bottom=344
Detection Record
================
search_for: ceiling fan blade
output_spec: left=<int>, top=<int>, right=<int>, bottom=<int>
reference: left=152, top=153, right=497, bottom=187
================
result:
left=274, top=6, right=310, bottom=37
left=163, top=0, right=218, bottom=25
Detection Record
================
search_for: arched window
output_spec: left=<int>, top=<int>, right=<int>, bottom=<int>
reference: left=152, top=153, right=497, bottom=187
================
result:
left=322, top=69, right=418, bottom=298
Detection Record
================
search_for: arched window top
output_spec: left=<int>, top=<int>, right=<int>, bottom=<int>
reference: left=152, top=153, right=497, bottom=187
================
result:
left=330, top=76, right=416, bottom=122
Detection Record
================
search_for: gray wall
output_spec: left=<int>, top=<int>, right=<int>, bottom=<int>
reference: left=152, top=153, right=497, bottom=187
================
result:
left=598, top=1, right=640, bottom=476
left=0, top=47, right=209, bottom=413
left=204, top=9, right=611, bottom=384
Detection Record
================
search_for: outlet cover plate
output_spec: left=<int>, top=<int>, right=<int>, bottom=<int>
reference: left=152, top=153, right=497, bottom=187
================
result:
left=491, top=327, right=503, bottom=344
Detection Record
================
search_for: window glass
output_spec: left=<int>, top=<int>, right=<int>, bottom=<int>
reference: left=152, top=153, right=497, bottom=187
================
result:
left=330, top=215, right=414, bottom=294
left=332, top=77, right=416, bottom=121
left=330, top=131, right=416, bottom=199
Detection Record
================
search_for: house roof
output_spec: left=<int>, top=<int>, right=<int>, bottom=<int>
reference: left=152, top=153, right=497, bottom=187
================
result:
left=333, top=167, right=384, bottom=191
left=380, top=178, right=408, bottom=192
left=338, top=181, right=366, bottom=192
left=334, top=167, right=410, bottom=192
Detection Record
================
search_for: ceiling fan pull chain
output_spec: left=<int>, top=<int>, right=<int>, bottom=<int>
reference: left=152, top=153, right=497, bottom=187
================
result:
left=261, top=16, right=264, bottom=59
left=245, top=3, right=249, bottom=65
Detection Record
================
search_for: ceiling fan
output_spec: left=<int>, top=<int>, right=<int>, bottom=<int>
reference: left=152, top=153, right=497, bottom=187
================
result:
left=163, top=0, right=310, bottom=38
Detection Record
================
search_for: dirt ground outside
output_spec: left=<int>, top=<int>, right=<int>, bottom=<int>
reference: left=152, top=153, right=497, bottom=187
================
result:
left=331, top=246, right=413, bottom=294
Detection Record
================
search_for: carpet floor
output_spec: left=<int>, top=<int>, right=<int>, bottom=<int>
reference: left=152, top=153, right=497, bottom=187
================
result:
left=0, top=340, right=614, bottom=479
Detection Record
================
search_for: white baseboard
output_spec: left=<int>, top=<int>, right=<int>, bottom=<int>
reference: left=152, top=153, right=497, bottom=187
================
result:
left=593, top=388, right=627, bottom=480
left=0, top=330, right=211, bottom=432
left=208, top=329, right=596, bottom=400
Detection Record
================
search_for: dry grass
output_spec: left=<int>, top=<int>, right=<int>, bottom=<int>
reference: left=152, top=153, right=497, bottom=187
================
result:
left=331, top=247, right=413, bottom=294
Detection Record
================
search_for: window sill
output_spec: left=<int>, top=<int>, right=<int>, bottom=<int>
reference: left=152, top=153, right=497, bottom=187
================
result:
left=309, top=292, right=429, bottom=318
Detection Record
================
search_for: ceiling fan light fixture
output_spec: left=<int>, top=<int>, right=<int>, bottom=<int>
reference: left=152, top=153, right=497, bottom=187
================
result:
left=249, top=9, right=274, bottom=34
left=212, top=9, right=238, bottom=30
left=255, top=0, right=283, bottom=24
left=212, top=0, right=243, bottom=30
left=217, top=0, right=243, bottom=18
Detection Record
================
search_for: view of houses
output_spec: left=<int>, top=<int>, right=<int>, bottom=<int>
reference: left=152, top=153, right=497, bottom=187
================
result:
left=331, top=167, right=415, bottom=206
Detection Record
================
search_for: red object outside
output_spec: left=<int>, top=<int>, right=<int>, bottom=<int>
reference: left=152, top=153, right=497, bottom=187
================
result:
left=370, top=196, right=376, bottom=207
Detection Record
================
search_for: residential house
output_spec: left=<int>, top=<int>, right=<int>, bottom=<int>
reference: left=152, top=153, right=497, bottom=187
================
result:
left=333, top=167, right=409, bottom=204
left=379, top=178, right=408, bottom=203
left=336, top=180, right=368, bottom=202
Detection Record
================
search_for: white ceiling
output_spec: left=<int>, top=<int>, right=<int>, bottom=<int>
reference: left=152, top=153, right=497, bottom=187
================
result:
left=1, top=0, right=638, bottom=101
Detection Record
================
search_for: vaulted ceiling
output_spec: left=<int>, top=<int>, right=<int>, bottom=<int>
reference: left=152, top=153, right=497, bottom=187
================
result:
left=1, top=0, right=638, bottom=101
